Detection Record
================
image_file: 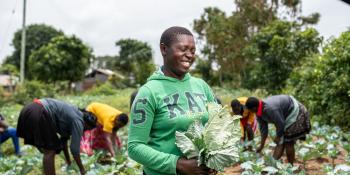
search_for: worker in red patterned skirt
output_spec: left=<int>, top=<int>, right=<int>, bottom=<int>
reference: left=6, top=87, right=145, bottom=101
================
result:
left=231, top=97, right=258, bottom=150
left=80, top=102, right=128, bottom=157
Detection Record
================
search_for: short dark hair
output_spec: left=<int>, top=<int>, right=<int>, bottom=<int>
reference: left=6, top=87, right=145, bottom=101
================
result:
left=246, top=97, right=260, bottom=109
left=80, top=109, right=97, bottom=128
left=230, top=99, right=241, bottom=108
left=79, top=108, right=97, bottom=128
left=160, top=26, right=193, bottom=47
left=117, top=113, right=129, bottom=125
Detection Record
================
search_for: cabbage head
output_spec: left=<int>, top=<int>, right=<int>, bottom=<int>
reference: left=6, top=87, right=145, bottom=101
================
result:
left=175, top=103, right=242, bottom=171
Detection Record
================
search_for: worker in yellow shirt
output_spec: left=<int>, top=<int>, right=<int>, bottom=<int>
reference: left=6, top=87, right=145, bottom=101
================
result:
left=231, top=97, right=257, bottom=150
left=80, top=102, right=129, bottom=157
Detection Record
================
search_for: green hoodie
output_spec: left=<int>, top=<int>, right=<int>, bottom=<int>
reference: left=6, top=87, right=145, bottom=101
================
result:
left=128, top=68, right=216, bottom=175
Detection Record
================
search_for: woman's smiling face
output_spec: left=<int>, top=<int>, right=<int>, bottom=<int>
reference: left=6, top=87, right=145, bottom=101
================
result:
left=161, top=34, right=196, bottom=79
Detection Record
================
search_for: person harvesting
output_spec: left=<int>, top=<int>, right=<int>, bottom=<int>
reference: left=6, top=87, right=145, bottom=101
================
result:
left=246, top=95, right=311, bottom=165
left=17, top=98, right=97, bottom=175
left=80, top=102, right=128, bottom=157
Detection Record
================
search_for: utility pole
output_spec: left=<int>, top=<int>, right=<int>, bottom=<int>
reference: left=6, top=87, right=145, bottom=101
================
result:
left=20, top=0, right=27, bottom=83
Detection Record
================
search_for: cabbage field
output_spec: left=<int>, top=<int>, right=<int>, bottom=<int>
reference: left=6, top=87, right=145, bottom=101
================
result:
left=0, top=88, right=350, bottom=175
left=224, top=121, right=350, bottom=175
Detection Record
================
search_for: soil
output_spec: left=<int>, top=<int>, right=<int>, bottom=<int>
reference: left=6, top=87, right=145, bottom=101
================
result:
left=222, top=146, right=347, bottom=175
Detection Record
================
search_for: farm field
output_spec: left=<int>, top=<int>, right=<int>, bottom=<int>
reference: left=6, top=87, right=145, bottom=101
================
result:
left=0, top=88, right=349, bottom=175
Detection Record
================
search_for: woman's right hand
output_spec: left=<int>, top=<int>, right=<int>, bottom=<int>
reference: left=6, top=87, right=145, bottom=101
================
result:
left=176, top=158, right=211, bottom=175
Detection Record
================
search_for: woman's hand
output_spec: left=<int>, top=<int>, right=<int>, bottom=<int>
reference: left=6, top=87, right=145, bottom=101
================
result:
left=176, top=158, right=212, bottom=175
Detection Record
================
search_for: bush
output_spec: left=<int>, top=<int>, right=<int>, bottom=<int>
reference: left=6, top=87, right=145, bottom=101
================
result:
left=0, top=87, right=9, bottom=107
left=85, top=82, right=118, bottom=96
left=12, top=80, right=57, bottom=105
left=62, top=88, right=135, bottom=113
left=285, top=31, right=350, bottom=129
left=242, top=21, right=322, bottom=93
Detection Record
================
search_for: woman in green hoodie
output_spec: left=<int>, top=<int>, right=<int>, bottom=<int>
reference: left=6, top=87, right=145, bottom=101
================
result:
left=128, top=26, right=216, bottom=175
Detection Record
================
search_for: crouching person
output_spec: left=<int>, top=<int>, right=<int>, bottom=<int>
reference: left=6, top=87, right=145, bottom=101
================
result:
left=231, top=97, right=258, bottom=150
left=0, top=114, right=21, bottom=156
left=17, top=98, right=97, bottom=175
left=246, top=95, right=311, bottom=165
left=80, top=102, right=129, bottom=157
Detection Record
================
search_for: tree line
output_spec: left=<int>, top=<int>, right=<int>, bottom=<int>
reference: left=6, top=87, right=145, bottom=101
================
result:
left=1, top=24, right=155, bottom=88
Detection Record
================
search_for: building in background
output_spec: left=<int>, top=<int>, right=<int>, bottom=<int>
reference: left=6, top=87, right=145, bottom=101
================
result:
left=74, top=68, right=124, bottom=91
left=0, top=74, right=18, bottom=92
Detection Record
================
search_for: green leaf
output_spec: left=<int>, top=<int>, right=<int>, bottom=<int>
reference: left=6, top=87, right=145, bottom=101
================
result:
left=20, top=165, right=33, bottom=175
left=263, top=166, right=278, bottom=174
left=203, top=103, right=241, bottom=151
left=206, top=146, right=240, bottom=171
left=175, top=103, right=241, bottom=171
left=241, top=161, right=253, bottom=170
left=334, top=164, right=350, bottom=173
left=175, top=131, right=199, bottom=159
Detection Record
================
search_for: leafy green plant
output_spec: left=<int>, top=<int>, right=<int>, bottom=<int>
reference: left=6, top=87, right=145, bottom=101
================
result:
left=342, top=142, right=350, bottom=163
left=286, top=31, right=350, bottom=129
left=324, top=164, right=350, bottom=175
left=241, top=159, right=265, bottom=175
left=327, top=144, right=340, bottom=168
left=275, top=161, right=300, bottom=175
left=297, top=147, right=318, bottom=169
left=314, top=139, right=327, bottom=158
left=0, top=146, right=42, bottom=175
left=241, top=155, right=303, bottom=175
left=239, top=151, right=259, bottom=163
left=175, top=103, right=242, bottom=171
left=12, top=80, right=57, bottom=105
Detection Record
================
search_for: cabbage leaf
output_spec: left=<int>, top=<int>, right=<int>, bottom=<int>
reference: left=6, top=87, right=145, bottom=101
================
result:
left=175, top=103, right=242, bottom=171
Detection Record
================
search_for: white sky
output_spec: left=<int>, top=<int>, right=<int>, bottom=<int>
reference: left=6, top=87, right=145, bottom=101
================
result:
left=0, top=0, right=349, bottom=66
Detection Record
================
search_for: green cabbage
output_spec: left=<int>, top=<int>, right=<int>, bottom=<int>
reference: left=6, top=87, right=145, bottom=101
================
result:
left=175, top=103, right=242, bottom=171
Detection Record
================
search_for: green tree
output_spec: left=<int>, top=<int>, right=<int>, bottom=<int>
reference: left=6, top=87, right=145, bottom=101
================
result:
left=286, top=31, right=350, bottom=129
left=12, top=80, right=57, bottom=105
left=194, top=7, right=248, bottom=86
left=193, top=0, right=319, bottom=86
left=93, top=55, right=119, bottom=70
left=193, top=57, right=211, bottom=81
left=29, top=35, right=92, bottom=86
left=4, top=24, right=63, bottom=77
left=0, top=64, right=19, bottom=76
left=243, top=20, right=322, bottom=93
left=115, top=39, right=155, bottom=86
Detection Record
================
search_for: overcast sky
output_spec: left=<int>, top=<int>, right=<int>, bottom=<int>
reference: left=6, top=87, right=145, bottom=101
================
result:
left=1, top=0, right=349, bottom=65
